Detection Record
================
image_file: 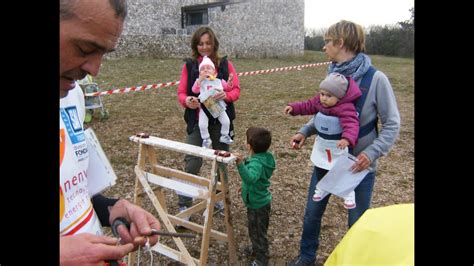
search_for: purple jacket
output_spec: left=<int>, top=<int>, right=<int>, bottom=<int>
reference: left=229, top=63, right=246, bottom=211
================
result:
left=288, top=77, right=362, bottom=147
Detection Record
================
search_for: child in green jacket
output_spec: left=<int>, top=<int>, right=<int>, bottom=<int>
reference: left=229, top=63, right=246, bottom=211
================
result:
left=235, top=127, right=276, bottom=266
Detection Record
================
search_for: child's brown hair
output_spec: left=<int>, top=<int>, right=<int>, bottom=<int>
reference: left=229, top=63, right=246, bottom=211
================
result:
left=246, top=127, right=272, bottom=153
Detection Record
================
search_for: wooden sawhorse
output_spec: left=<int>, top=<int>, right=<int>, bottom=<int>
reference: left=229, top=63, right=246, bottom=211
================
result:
left=128, top=134, right=237, bottom=265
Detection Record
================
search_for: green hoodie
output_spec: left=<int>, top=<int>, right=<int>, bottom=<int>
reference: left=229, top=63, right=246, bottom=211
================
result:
left=237, top=152, right=276, bottom=209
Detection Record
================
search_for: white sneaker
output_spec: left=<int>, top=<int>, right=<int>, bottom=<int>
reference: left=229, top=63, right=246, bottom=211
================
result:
left=312, top=187, right=329, bottom=201
left=219, top=135, right=234, bottom=144
left=178, top=206, right=190, bottom=222
left=343, top=191, right=356, bottom=209
left=214, top=200, right=225, bottom=215
left=203, top=201, right=225, bottom=219
left=202, top=138, right=212, bottom=149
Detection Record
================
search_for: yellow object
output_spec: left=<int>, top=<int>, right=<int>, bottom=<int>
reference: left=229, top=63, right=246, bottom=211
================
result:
left=208, top=74, right=216, bottom=80
left=325, top=203, right=414, bottom=266
left=60, top=187, right=65, bottom=222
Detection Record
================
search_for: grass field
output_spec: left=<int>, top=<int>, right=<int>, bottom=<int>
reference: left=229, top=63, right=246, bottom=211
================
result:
left=88, top=50, right=414, bottom=265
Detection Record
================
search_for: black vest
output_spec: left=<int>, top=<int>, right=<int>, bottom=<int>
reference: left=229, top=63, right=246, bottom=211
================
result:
left=183, top=56, right=236, bottom=135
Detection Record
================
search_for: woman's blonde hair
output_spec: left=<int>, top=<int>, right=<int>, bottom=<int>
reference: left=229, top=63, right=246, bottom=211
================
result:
left=325, top=20, right=365, bottom=53
left=190, top=26, right=221, bottom=66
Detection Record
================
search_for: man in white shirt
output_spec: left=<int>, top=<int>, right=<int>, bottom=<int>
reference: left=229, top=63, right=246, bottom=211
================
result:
left=60, top=0, right=161, bottom=264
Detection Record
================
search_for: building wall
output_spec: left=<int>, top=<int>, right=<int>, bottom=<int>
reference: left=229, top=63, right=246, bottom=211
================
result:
left=108, top=0, right=304, bottom=58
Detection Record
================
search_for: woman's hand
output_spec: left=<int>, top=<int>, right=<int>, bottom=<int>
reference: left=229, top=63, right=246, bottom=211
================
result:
left=227, top=73, right=234, bottom=88
left=350, top=152, right=372, bottom=173
left=186, top=96, right=200, bottom=109
left=213, top=90, right=226, bottom=101
left=290, top=133, right=306, bottom=149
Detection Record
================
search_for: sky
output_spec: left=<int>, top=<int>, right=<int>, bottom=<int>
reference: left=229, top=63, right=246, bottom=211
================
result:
left=304, top=0, right=414, bottom=30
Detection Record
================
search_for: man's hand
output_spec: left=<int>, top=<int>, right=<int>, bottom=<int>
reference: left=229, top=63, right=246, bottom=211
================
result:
left=60, top=233, right=134, bottom=266
left=108, top=199, right=161, bottom=251
left=350, top=152, right=372, bottom=173
left=290, top=133, right=306, bottom=149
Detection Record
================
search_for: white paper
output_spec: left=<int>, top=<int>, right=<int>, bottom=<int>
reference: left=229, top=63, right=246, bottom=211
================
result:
left=316, top=155, right=370, bottom=198
left=84, top=128, right=117, bottom=196
left=198, top=79, right=226, bottom=118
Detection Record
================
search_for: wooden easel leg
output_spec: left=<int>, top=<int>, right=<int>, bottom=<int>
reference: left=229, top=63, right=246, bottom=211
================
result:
left=218, top=163, right=237, bottom=263
left=198, top=160, right=218, bottom=266
left=145, top=145, right=167, bottom=212
left=134, top=166, right=196, bottom=265
left=128, top=143, right=148, bottom=266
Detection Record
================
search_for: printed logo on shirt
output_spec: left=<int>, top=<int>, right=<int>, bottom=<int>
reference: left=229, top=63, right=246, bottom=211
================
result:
left=60, top=107, right=88, bottom=161
left=60, top=107, right=85, bottom=144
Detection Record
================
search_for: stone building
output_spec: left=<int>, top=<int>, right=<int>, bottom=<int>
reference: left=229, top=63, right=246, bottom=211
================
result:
left=108, top=0, right=304, bottom=58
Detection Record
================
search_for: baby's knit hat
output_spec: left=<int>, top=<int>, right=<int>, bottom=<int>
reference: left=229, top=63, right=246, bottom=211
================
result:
left=199, top=56, right=215, bottom=71
left=319, top=73, right=349, bottom=99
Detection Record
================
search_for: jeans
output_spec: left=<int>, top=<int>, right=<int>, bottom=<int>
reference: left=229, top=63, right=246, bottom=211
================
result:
left=178, top=124, right=230, bottom=208
left=299, top=166, right=376, bottom=261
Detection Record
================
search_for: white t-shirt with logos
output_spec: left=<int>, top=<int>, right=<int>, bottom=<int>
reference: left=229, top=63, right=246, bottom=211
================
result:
left=60, top=83, right=102, bottom=236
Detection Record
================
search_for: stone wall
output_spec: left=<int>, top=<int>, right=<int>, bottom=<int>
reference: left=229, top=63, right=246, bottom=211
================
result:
left=107, top=0, right=304, bottom=59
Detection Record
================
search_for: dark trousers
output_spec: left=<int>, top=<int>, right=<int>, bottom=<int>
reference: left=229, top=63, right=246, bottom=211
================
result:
left=247, top=203, right=271, bottom=265
left=179, top=124, right=230, bottom=207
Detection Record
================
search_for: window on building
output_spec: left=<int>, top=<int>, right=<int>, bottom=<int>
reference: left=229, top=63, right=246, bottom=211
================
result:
left=181, top=1, right=231, bottom=28
left=182, top=7, right=208, bottom=27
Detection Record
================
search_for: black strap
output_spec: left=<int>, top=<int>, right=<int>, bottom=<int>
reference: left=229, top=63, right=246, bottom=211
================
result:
left=91, top=194, right=119, bottom=227
left=355, top=66, right=376, bottom=115
left=316, top=130, right=342, bottom=140
left=359, top=118, right=378, bottom=138
left=355, top=66, right=379, bottom=138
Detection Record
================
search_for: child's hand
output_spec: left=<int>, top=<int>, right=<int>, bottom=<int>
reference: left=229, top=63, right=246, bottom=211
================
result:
left=198, top=71, right=208, bottom=82
left=234, top=152, right=244, bottom=165
left=337, top=138, right=350, bottom=149
left=283, top=106, right=293, bottom=115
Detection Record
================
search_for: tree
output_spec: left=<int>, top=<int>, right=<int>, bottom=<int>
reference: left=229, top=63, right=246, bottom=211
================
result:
left=304, top=8, right=414, bottom=58
left=396, top=7, right=414, bottom=57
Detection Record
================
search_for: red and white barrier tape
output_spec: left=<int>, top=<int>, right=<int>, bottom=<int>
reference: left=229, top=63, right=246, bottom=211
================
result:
left=85, top=61, right=331, bottom=97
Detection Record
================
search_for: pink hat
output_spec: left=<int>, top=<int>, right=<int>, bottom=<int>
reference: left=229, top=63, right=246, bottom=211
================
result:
left=199, top=56, right=215, bottom=71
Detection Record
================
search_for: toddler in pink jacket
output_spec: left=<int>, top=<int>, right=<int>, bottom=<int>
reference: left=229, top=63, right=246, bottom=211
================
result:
left=284, top=73, right=362, bottom=209
left=192, top=56, right=234, bottom=148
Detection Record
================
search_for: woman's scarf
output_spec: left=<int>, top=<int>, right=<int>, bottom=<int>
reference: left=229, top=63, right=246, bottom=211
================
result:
left=328, top=53, right=372, bottom=81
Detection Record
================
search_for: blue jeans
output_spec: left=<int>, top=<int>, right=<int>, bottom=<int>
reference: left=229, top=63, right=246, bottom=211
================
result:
left=299, top=166, right=375, bottom=261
